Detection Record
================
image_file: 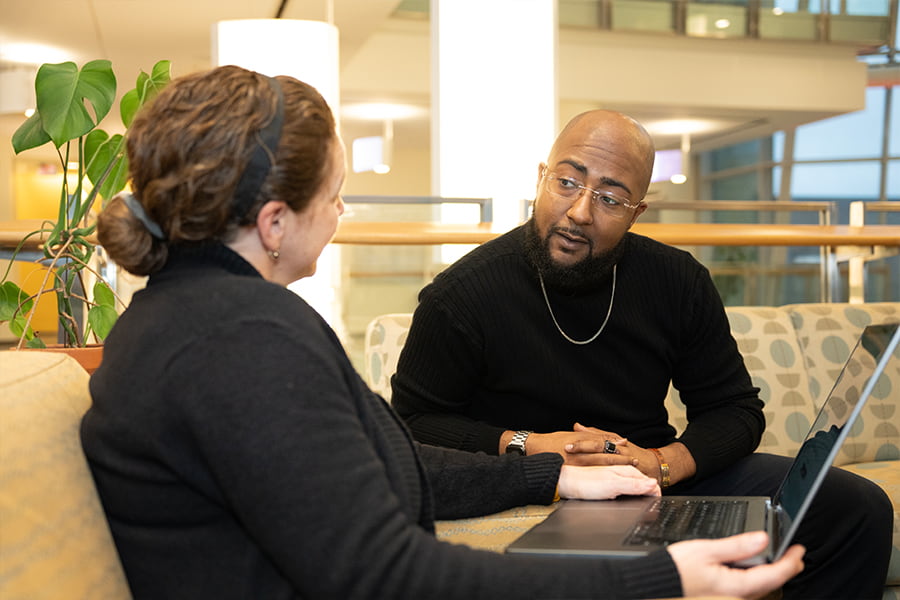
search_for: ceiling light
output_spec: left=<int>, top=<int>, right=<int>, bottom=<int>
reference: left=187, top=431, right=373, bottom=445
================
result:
left=342, top=102, right=428, bottom=121
left=644, top=118, right=723, bottom=136
left=0, top=43, right=70, bottom=65
left=715, top=19, right=731, bottom=29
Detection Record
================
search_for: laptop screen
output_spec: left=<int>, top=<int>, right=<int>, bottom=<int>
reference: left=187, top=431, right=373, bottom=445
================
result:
left=775, top=323, right=900, bottom=522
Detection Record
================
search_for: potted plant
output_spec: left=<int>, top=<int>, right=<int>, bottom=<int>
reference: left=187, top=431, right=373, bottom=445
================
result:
left=0, top=59, right=171, bottom=365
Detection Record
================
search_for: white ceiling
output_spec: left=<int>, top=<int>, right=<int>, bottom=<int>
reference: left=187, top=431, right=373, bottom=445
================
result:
left=0, top=0, right=413, bottom=158
left=0, top=0, right=875, bottom=165
left=0, top=0, right=400, bottom=75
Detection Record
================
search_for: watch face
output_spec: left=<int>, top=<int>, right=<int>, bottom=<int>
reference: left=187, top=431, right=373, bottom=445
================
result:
left=505, top=445, right=526, bottom=456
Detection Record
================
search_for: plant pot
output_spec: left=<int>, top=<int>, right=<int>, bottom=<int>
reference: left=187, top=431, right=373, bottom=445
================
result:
left=12, top=344, right=104, bottom=375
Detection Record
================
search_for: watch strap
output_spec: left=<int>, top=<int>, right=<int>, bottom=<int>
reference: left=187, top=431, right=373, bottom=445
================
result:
left=505, top=430, right=532, bottom=455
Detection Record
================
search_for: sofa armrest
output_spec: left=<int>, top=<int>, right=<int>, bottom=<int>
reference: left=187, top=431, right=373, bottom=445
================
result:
left=0, top=351, right=131, bottom=599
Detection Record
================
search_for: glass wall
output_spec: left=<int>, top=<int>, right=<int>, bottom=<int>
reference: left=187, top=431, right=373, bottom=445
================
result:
left=696, top=83, right=900, bottom=305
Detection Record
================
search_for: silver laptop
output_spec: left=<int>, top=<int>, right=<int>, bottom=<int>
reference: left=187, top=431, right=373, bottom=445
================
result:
left=507, top=322, right=900, bottom=566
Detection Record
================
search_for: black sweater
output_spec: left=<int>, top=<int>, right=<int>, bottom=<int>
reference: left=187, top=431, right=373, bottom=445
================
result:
left=393, top=226, right=764, bottom=481
left=82, top=242, right=682, bottom=599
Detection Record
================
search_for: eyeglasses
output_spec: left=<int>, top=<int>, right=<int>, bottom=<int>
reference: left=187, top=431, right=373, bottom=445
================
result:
left=541, top=169, right=641, bottom=221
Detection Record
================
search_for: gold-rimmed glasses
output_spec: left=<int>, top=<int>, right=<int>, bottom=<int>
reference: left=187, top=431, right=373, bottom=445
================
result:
left=541, top=169, right=641, bottom=221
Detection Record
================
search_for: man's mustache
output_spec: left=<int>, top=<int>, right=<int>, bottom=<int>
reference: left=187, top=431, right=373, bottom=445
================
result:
left=549, top=226, right=592, bottom=249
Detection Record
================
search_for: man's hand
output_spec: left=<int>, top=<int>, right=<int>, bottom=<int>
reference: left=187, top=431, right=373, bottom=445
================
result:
left=520, top=427, right=638, bottom=467
left=557, top=464, right=660, bottom=500
left=563, top=423, right=697, bottom=486
left=668, top=531, right=805, bottom=600
left=563, top=423, right=658, bottom=477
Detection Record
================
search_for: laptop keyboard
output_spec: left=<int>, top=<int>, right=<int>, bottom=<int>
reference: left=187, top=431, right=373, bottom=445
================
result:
left=624, top=498, right=749, bottom=546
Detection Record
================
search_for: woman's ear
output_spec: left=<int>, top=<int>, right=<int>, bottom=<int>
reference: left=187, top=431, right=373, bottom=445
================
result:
left=256, top=201, right=289, bottom=251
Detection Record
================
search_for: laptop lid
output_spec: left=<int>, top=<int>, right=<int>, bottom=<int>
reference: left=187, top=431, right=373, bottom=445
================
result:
left=770, top=321, right=900, bottom=560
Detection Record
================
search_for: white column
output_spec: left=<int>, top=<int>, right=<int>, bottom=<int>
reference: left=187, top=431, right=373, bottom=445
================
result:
left=212, top=19, right=344, bottom=335
left=431, top=0, right=557, bottom=249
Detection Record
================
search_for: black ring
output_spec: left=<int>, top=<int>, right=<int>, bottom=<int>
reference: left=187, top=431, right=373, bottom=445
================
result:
left=603, top=440, right=617, bottom=454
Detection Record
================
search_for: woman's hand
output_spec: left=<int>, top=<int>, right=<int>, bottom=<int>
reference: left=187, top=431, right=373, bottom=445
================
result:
left=668, top=531, right=805, bottom=600
left=557, top=464, right=660, bottom=500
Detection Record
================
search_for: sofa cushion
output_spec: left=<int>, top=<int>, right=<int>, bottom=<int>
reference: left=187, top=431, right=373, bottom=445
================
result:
left=436, top=504, right=558, bottom=552
left=0, top=350, right=132, bottom=600
left=786, top=303, right=900, bottom=466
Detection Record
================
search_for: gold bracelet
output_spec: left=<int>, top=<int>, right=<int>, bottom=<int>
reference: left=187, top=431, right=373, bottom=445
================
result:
left=649, top=447, right=670, bottom=488
left=553, top=486, right=561, bottom=502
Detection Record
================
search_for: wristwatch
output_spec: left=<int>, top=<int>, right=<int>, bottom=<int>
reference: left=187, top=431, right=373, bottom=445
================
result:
left=505, top=430, right=532, bottom=456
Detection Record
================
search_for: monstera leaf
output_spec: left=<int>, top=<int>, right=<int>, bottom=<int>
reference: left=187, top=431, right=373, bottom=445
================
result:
left=12, top=60, right=116, bottom=153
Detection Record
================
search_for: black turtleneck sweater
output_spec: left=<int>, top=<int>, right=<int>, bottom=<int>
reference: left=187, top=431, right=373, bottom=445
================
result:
left=81, top=242, right=682, bottom=599
left=393, top=226, right=764, bottom=481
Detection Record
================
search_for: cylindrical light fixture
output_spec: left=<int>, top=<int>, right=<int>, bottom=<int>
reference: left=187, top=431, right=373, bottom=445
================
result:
left=211, top=18, right=343, bottom=334
left=212, top=19, right=340, bottom=115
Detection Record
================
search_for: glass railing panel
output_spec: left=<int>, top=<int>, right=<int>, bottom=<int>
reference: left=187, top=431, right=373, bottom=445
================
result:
left=759, top=6, right=820, bottom=41
left=338, top=201, right=434, bottom=342
left=686, top=1, right=749, bottom=38
left=610, top=0, right=675, bottom=33
left=401, top=0, right=893, bottom=50
left=559, top=0, right=603, bottom=28
left=831, top=15, right=892, bottom=43
left=337, top=196, right=493, bottom=364
left=641, top=197, right=838, bottom=305
left=847, top=200, right=900, bottom=303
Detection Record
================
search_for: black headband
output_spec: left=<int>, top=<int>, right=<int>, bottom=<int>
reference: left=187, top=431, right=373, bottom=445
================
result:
left=232, top=76, right=285, bottom=222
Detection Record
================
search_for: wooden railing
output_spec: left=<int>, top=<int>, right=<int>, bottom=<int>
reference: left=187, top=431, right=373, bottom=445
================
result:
left=4, top=219, right=898, bottom=303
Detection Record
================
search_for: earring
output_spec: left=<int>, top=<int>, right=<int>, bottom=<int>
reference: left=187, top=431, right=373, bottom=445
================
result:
left=268, top=249, right=280, bottom=260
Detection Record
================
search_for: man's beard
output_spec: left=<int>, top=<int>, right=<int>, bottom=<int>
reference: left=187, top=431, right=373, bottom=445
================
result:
left=524, top=218, right=626, bottom=293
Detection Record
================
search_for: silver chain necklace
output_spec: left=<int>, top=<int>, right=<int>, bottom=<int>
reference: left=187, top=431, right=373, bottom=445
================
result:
left=538, top=265, right=616, bottom=345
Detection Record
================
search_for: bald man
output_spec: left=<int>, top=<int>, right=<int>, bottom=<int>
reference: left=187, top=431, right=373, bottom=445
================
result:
left=392, top=110, right=892, bottom=599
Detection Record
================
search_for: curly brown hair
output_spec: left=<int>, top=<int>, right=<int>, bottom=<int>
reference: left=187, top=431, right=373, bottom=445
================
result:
left=98, top=65, right=336, bottom=276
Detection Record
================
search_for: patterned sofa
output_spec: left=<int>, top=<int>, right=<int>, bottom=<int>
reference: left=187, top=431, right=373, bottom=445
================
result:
left=365, top=303, right=900, bottom=600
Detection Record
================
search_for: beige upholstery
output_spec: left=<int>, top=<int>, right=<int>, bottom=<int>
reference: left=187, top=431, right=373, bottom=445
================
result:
left=785, top=302, right=900, bottom=466
left=364, top=303, right=900, bottom=600
left=0, top=351, right=131, bottom=600
left=364, top=312, right=413, bottom=403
